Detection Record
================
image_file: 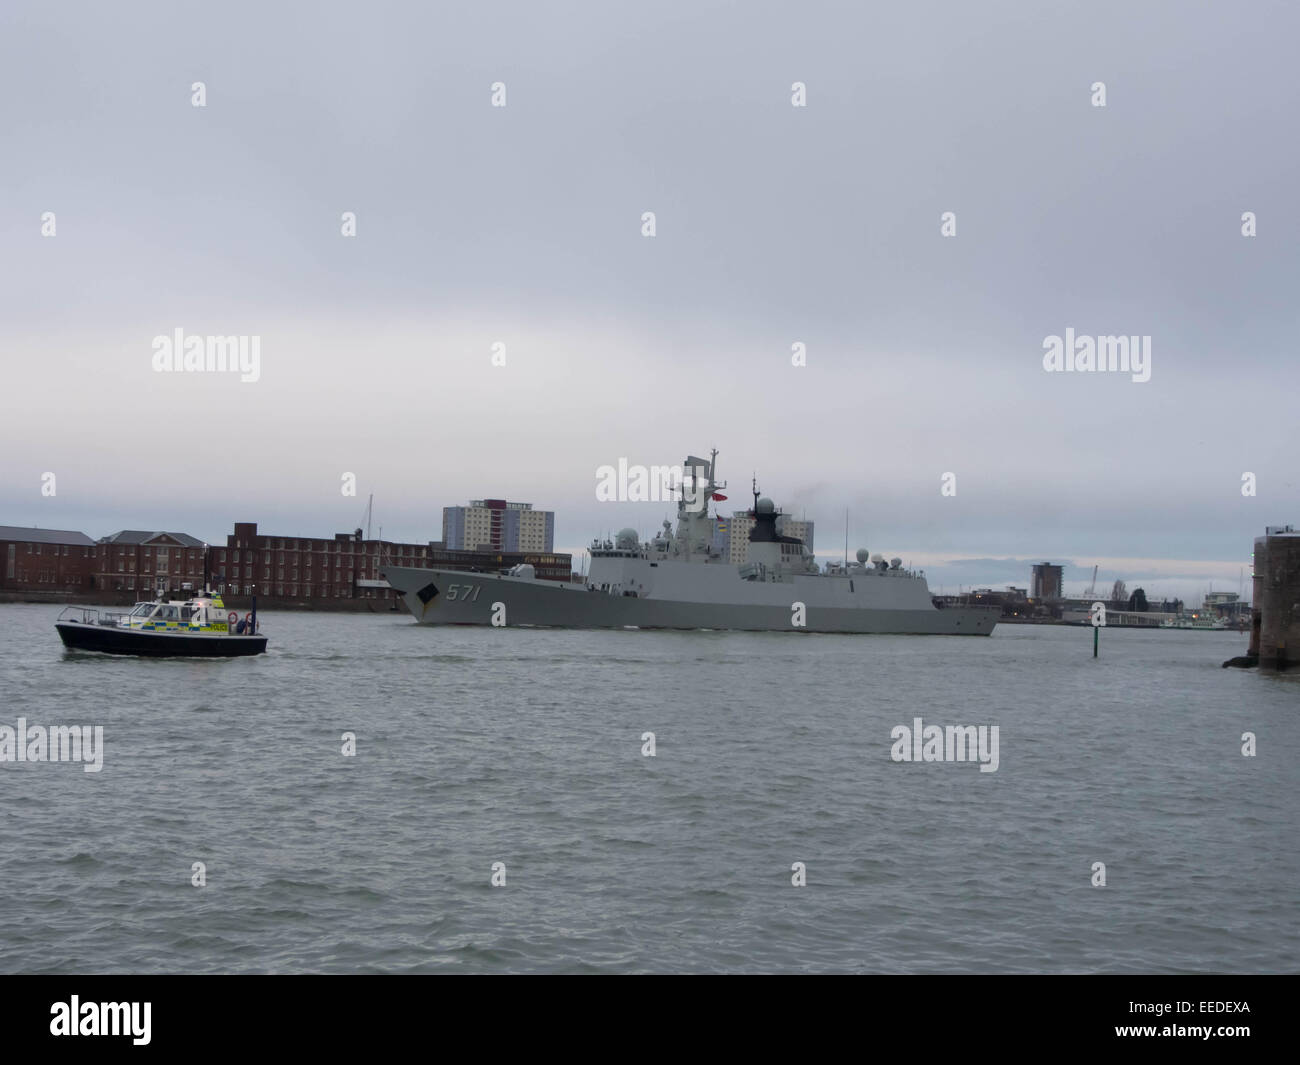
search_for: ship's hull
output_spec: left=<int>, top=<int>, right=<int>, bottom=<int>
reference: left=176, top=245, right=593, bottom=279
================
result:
left=382, top=566, right=998, bottom=635
left=56, top=622, right=267, bottom=657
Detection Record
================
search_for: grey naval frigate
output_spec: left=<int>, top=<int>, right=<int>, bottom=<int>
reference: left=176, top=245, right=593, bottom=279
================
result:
left=382, top=452, right=998, bottom=635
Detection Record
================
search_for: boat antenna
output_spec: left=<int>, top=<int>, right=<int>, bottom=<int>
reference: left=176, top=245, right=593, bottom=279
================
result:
left=366, top=494, right=373, bottom=541
left=844, top=509, right=848, bottom=568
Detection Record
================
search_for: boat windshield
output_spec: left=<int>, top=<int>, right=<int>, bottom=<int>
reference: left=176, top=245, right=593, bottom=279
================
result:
left=129, top=603, right=156, bottom=617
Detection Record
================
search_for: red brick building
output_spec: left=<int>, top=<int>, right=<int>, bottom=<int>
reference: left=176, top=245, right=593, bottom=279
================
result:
left=95, top=530, right=208, bottom=596
left=219, top=522, right=572, bottom=605
left=0, top=519, right=572, bottom=606
left=0, top=526, right=97, bottom=592
left=220, top=522, right=430, bottom=603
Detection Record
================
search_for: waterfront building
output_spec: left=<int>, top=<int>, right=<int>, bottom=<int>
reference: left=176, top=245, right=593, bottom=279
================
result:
left=2, top=516, right=572, bottom=605
left=1202, top=591, right=1250, bottom=620
left=221, top=522, right=571, bottom=604
left=0, top=526, right=97, bottom=593
left=1031, top=563, right=1064, bottom=601
left=223, top=522, right=434, bottom=601
left=96, top=530, right=206, bottom=595
left=938, top=586, right=1029, bottom=618
left=443, top=499, right=554, bottom=553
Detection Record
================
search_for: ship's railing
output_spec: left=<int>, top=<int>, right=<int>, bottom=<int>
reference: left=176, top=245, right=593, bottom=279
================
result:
left=56, top=606, right=132, bottom=627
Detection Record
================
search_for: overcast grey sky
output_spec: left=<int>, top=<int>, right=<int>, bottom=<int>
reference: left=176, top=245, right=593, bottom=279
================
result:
left=1, top=1, right=1296, bottom=601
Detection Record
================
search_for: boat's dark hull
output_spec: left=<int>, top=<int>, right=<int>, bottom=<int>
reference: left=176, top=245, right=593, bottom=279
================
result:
left=56, top=622, right=266, bottom=657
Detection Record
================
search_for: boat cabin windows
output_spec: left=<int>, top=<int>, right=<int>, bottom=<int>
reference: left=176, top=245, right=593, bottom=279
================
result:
left=128, top=603, right=155, bottom=617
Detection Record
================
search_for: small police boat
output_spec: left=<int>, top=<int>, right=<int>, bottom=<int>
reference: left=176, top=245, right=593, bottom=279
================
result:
left=55, top=588, right=266, bottom=657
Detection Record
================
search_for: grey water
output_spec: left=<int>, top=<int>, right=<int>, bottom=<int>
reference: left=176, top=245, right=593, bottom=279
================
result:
left=1, top=604, right=1296, bottom=973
